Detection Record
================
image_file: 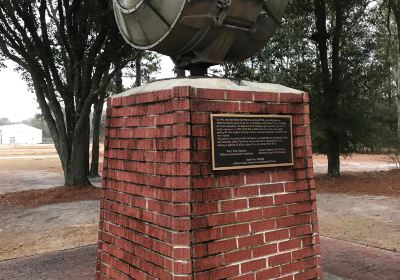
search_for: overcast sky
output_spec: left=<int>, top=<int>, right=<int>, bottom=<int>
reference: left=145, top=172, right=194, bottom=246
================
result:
left=0, top=55, right=176, bottom=122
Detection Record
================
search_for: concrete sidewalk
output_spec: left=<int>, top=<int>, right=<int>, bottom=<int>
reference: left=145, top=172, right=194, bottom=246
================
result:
left=0, top=237, right=399, bottom=280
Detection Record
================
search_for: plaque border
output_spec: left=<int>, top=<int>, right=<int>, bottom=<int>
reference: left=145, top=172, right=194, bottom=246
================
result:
left=210, top=114, right=294, bottom=171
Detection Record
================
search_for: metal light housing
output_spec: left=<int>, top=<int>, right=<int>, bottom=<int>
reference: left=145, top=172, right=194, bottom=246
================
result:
left=114, top=0, right=288, bottom=69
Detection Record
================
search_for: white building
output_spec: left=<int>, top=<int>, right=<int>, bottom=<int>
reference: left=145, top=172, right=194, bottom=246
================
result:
left=0, top=124, right=42, bottom=145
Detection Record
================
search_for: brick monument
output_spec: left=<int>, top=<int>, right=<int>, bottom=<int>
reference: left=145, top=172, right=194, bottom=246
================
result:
left=96, top=78, right=322, bottom=280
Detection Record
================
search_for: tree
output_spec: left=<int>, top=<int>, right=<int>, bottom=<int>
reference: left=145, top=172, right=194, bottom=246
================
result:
left=311, top=0, right=383, bottom=176
left=358, top=1, right=398, bottom=152
left=216, top=0, right=318, bottom=92
left=218, top=1, right=385, bottom=176
left=224, top=1, right=318, bottom=91
left=88, top=51, right=160, bottom=178
left=313, top=0, right=347, bottom=176
left=388, top=0, right=400, bottom=144
left=0, top=117, right=11, bottom=126
left=124, top=52, right=161, bottom=88
left=89, top=89, right=107, bottom=178
left=0, top=1, right=140, bottom=186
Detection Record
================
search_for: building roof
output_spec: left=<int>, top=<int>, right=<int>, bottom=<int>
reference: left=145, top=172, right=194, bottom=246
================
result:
left=0, top=124, right=42, bottom=132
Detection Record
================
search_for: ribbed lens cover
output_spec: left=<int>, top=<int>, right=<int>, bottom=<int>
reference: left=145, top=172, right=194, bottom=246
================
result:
left=114, top=0, right=185, bottom=49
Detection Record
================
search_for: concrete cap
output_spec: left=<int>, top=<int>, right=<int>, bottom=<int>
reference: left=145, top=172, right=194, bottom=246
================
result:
left=114, top=78, right=304, bottom=98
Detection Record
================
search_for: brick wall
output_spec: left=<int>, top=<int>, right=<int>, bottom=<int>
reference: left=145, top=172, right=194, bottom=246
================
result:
left=96, top=85, right=322, bottom=280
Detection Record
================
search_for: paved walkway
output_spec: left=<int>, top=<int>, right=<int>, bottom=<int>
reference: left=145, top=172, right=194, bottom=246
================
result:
left=0, top=237, right=399, bottom=280
left=0, top=245, right=96, bottom=280
left=321, top=237, right=400, bottom=280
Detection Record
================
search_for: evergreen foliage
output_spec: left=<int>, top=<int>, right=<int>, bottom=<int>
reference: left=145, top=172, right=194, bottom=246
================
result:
left=219, top=0, right=399, bottom=175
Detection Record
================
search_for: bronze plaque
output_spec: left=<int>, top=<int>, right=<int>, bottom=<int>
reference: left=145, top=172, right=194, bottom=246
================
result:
left=211, top=114, right=294, bottom=171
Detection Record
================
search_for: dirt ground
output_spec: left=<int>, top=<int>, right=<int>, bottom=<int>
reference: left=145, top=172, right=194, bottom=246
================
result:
left=316, top=170, right=400, bottom=197
left=315, top=169, right=400, bottom=252
left=317, top=193, right=400, bottom=252
left=0, top=157, right=61, bottom=173
left=313, top=153, right=396, bottom=174
left=0, top=145, right=399, bottom=260
left=0, top=185, right=101, bottom=209
left=0, top=144, right=103, bottom=194
left=0, top=201, right=100, bottom=261
left=0, top=184, right=102, bottom=260
left=0, top=145, right=104, bottom=260
left=0, top=145, right=58, bottom=157
left=0, top=145, right=64, bottom=195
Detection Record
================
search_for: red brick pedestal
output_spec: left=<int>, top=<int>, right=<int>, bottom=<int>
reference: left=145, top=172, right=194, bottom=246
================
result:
left=96, top=79, right=322, bottom=280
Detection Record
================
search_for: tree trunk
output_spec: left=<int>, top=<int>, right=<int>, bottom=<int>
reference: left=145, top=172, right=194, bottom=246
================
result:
left=397, top=99, right=400, bottom=147
left=389, top=0, right=400, bottom=147
left=115, top=69, right=124, bottom=94
left=314, top=0, right=344, bottom=176
left=327, top=144, right=340, bottom=176
left=135, top=55, right=142, bottom=87
left=65, top=119, right=90, bottom=186
left=397, top=27, right=400, bottom=147
left=89, top=97, right=104, bottom=178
